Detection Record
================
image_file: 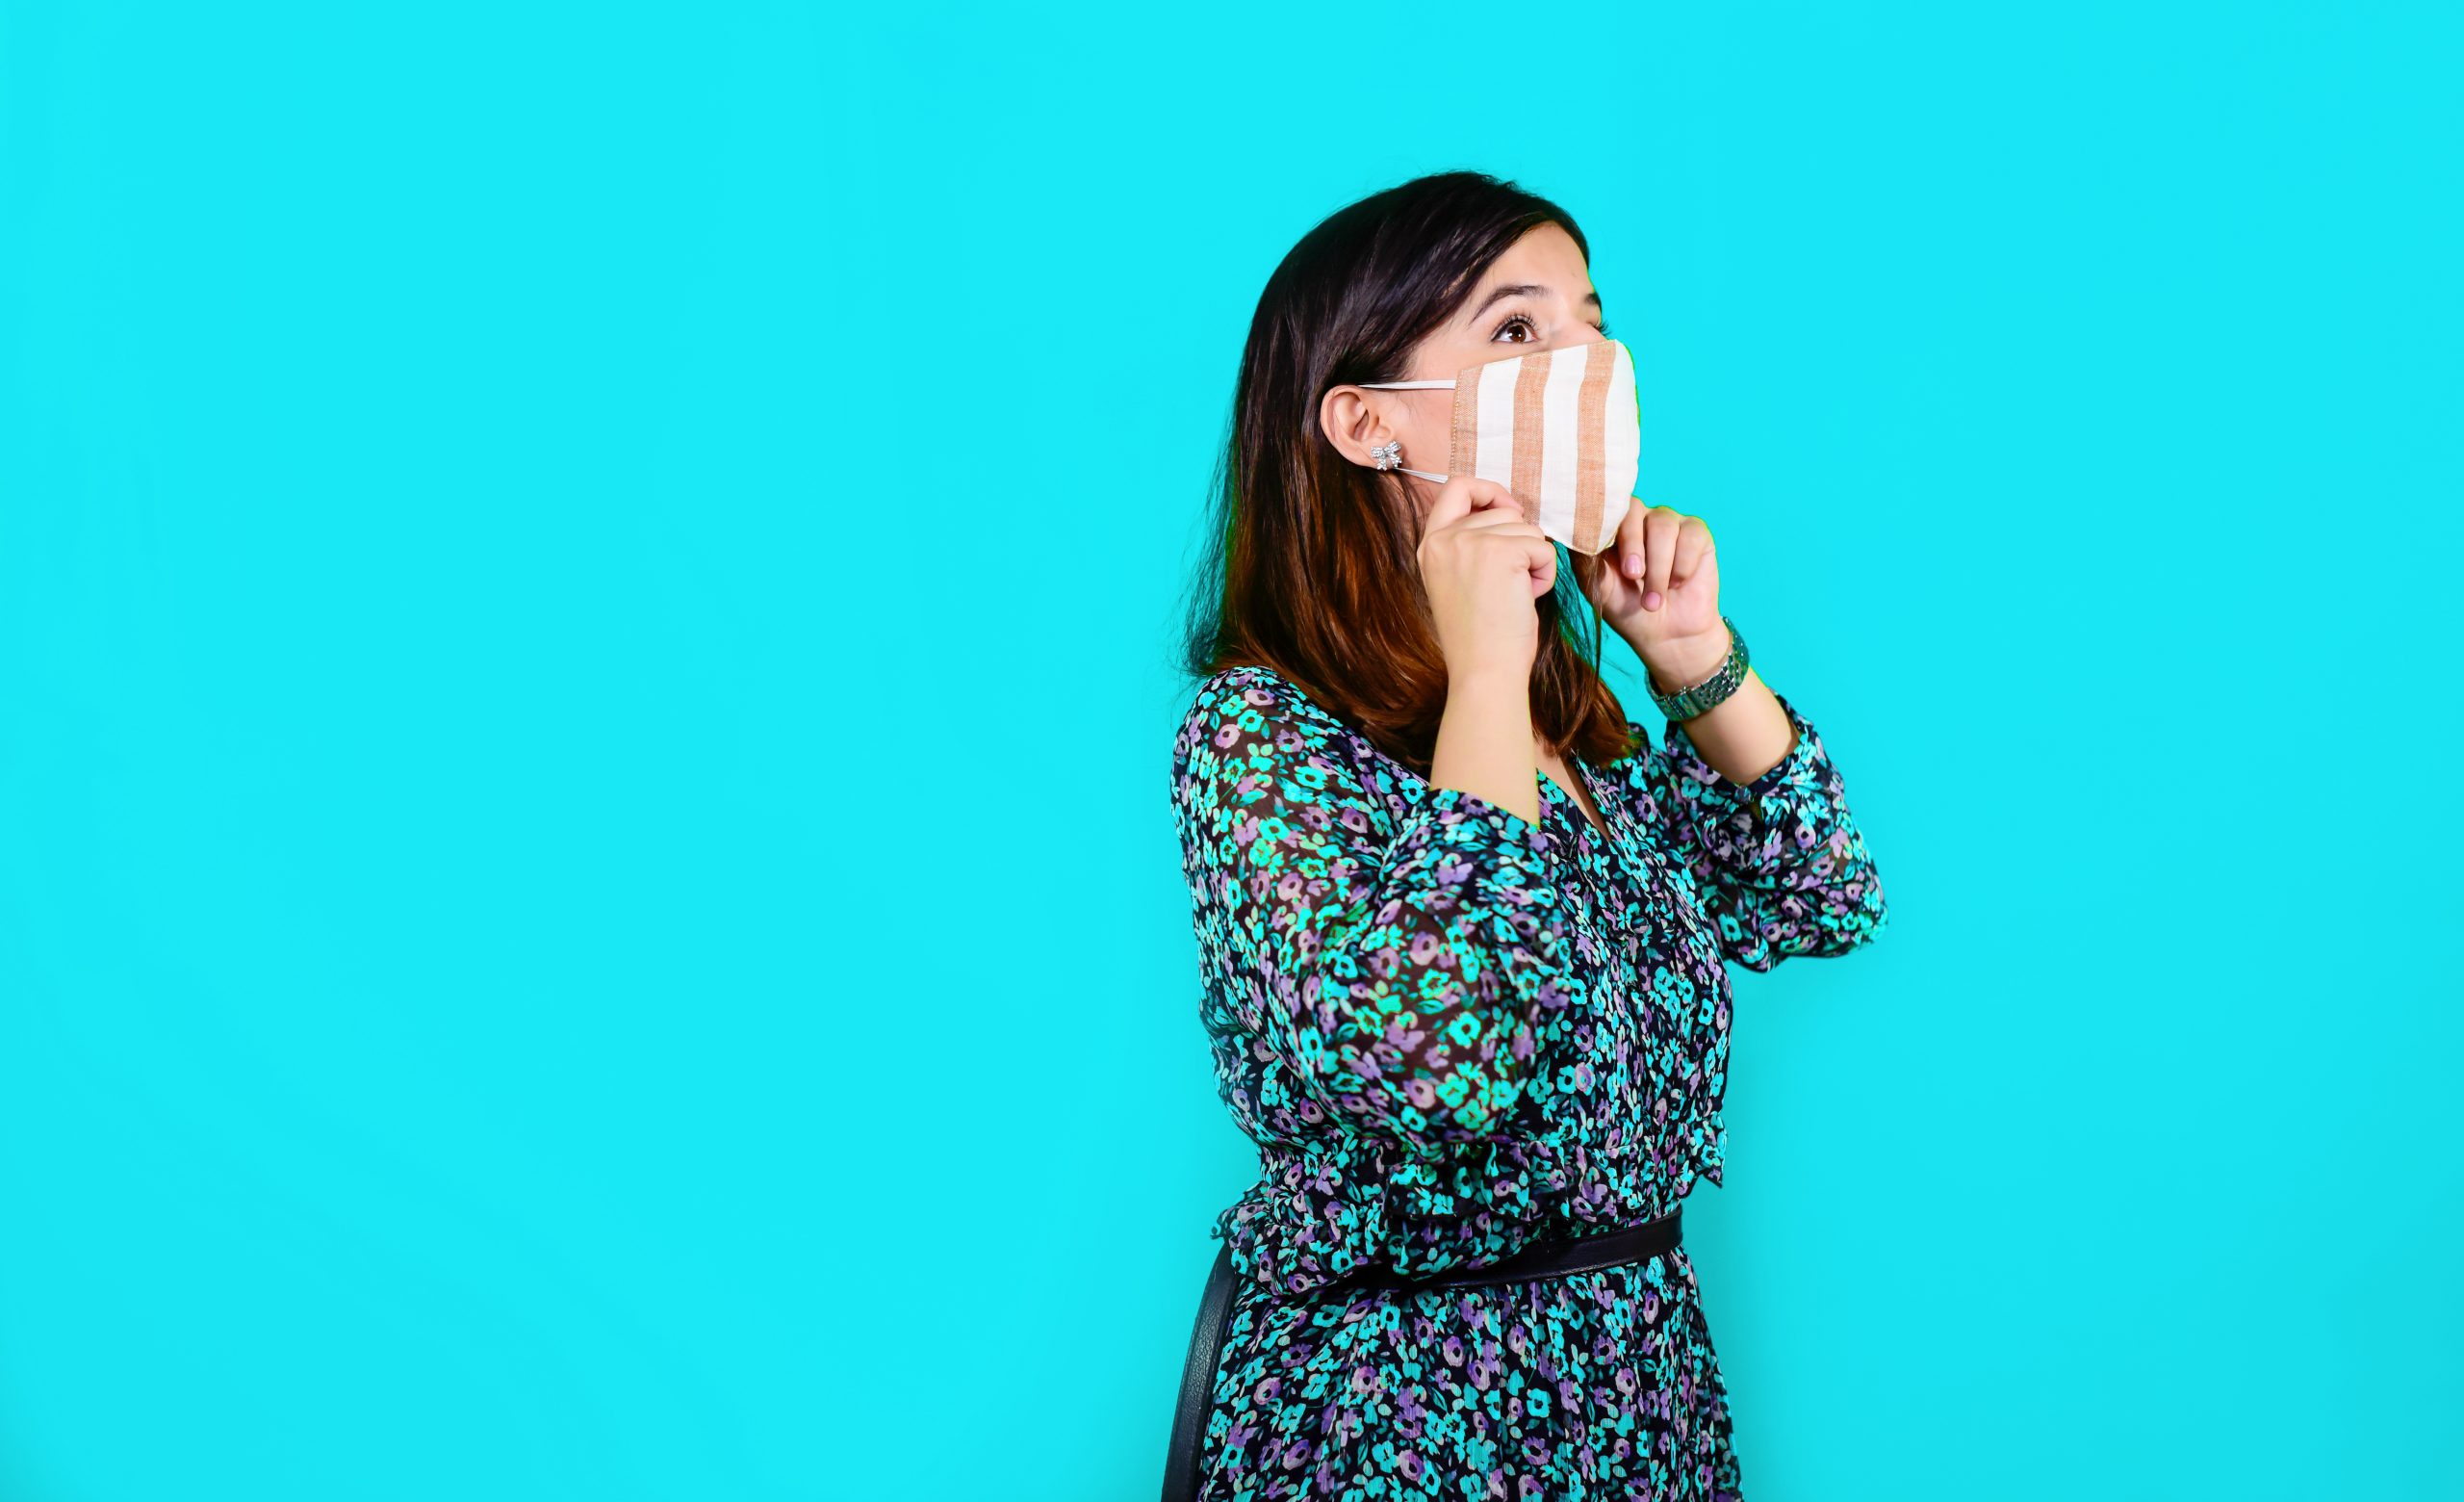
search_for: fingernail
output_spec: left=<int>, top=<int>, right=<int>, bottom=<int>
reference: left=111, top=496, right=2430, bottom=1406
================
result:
left=1623, top=554, right=1640, bottom=577
left=1643, top=590, right=1661, bottom=609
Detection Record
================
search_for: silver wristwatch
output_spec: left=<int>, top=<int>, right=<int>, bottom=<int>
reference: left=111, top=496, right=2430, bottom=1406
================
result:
left=1645, top=615, right=1748, bottom=721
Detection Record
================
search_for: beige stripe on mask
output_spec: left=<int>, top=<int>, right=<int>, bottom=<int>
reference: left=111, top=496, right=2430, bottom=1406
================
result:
left=1574, top=342, right=1615, bottom=552
left=1448, top=362, right=1481, bottom=481
left=1509, top=349, right=1553, bottom=529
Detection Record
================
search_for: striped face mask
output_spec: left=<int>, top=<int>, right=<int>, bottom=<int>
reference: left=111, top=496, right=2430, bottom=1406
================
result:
left=1360, top=337, right=1640, bottom=556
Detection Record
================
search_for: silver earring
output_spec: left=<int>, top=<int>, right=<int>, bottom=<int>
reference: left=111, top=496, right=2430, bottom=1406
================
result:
left=1369, top=439, right=1402, bottom=471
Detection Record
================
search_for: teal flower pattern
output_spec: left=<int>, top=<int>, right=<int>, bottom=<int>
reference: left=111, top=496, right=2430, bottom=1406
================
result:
left=1169, top=663, right=1887, bottom=1499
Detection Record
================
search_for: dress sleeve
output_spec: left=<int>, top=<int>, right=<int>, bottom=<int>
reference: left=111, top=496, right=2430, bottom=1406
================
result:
left=1171, top=671, right=1579, bottom=1158
left=1608, top=686, right=1889, bottom=971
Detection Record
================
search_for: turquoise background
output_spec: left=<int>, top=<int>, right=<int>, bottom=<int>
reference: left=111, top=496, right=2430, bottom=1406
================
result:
left=4, top=2, right=2458, bottom=1497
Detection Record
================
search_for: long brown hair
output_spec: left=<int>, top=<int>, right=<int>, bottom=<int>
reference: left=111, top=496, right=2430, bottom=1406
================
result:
left=1173, top=170, right=1643, bottom=775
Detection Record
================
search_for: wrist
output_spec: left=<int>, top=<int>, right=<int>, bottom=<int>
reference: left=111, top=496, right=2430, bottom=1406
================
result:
left=1643, top=624, right=1733, bottom=694
left=1446, top=652, right=1529, bottom=690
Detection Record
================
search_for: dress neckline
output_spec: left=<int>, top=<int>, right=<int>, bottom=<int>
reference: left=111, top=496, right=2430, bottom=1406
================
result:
left=1540, top=756, right=1613, bottom=852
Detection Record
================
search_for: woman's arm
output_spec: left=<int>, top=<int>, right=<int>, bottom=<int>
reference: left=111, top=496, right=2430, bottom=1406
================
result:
left=1429, top=666, right=1546, bottom=826
left=1171, top=669, right=1578, bottom=1157
left=1602, top=673, right=1890, bottom=971
left=1644, top=632, right=1801, bottom=791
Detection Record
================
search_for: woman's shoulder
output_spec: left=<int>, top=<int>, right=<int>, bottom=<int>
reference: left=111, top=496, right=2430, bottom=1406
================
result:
left=1177, top=661, right=1346, bottom=741
left=1171, top=662, right=1395, bottom=814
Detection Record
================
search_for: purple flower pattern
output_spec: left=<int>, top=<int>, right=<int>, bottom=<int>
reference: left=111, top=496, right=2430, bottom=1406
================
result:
left=1169, top=664, right=1886, bottom=1499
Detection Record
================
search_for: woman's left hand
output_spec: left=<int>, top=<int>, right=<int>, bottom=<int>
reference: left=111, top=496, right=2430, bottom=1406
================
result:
left=1572, top=501, right=1731, bottom=685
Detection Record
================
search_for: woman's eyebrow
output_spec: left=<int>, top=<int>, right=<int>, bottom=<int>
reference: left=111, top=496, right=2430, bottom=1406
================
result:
left=1468, top=283, right=1608, bottom=321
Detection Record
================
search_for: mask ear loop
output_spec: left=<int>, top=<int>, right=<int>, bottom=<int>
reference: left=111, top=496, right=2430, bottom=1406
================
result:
left=1357, top=380, right=1453, bottom=482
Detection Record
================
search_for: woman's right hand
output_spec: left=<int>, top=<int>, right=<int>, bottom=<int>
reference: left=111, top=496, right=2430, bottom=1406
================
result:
left=1416, top=477, right=1556, bottom=684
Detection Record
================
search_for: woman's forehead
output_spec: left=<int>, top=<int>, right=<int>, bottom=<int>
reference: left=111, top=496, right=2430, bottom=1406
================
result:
left=1460, top=227, right=1596, bottom=310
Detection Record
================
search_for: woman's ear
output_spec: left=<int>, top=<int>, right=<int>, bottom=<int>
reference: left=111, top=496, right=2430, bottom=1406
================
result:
left=1318, top=384, right=1390, bottom=470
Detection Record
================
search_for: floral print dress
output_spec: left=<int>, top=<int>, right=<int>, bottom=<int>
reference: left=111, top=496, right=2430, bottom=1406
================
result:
left=1168, top=662, right=1888, bottom=1501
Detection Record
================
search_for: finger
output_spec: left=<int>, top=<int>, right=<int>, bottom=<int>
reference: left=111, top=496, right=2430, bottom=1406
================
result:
left=1437, top=480, right=1542, bottom=543
left=1423, top=479, right=1518, bottom=546
left=1642, top=506, right=1681, bottom=606
left=1421, top=476, right=1482, bottom=532
left=1508, top=532, right=1557, bottom=595
left=1453, top=507, right=1546, bottom=537
left=1670, top=515, right=1714, bottom=587
left=1476, top=527, right=1557, bottom=570
left=1451, top=484, right=1527, bottom=536
left=1615, top=498, right=1651, bottom=579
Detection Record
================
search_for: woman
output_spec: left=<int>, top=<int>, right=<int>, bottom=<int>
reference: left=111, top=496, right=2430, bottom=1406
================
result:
left=1164, top=171, right=1889, bottom=1500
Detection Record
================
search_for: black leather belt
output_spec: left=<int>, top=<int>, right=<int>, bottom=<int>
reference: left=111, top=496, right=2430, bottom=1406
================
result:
left=1160, top=1206, right=1682, bottom=1502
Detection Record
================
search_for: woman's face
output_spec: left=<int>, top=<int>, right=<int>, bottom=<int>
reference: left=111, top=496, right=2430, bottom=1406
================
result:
left=1321, top=220, right=1608, bottom=516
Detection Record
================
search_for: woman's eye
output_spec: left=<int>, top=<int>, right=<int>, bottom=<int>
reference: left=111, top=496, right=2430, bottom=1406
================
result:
left=1493, top=313, right=1537, bottom=343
